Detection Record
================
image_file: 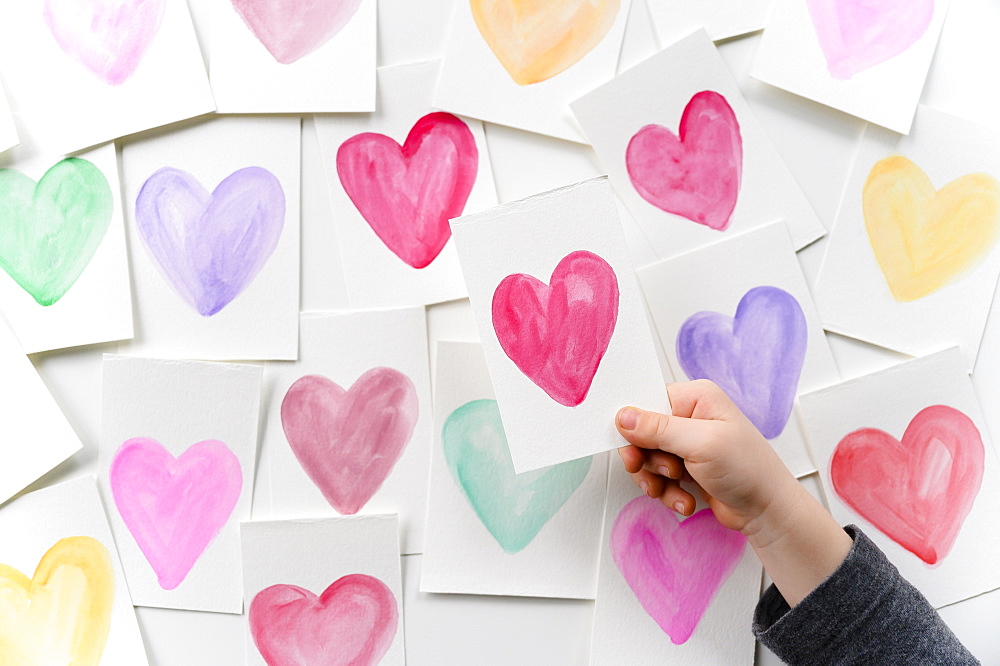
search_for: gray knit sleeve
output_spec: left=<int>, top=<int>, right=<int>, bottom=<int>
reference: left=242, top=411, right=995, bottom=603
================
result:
left=753, top=525, right=979, bottom=665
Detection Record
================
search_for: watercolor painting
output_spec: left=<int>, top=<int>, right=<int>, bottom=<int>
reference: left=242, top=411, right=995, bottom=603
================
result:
left=336, top=112, right=478, bottom=270
left=611, top=498, right=746, bottom=644
left=626, top=90, right=742, bottom=231
left=0, top=536, right=114, bottom=665
left=134, top=165, right=286, bottom=316
left=281, top=368, right=419, bottom=515
left=805, top=0, right=934, bottom=79
left=830, top=405, right=984, bottom=565
left=863, top=155, right=1000, bottom=303
left=492, top=250, right=619, bottom=407
left=442, top=399, right=592, bottom=553
left=676, top=286, right=807, bottom=439
left=250, top=574, right=398, bottom=666
left=43, top=0, right=165, bottom=85
left=0, top=157, right=112, bottom=306
left=470, top=0, right=621, bottom=85
left=110, top=437, right=243, bottom=590
left=230, top=0, right=362, bottom=65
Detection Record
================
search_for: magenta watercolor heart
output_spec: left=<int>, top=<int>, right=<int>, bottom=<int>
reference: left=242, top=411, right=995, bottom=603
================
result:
left=110, top=437, right=243, bottom=590
left=611, top=498, right=746, bottom=644
left=280, top=368, right=418, bottom=515
left=135, top=166, right=285, bottom=317
left=250, top=574, right=398, bottom=666
left=626, top=90, right=742, bottom=231
left=44, top=0, right=165, bottom=85
left=806, top=0, right=935, bottom=79
left=337, top=112, right=478, bottom=270
left=492, top=250, right=619, bottom=407
left=676, top=286, right=807, bottom=439
left=231, top=0, right=363, bottom=64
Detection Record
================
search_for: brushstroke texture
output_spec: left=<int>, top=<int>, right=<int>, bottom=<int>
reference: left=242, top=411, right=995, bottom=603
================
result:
left=231, top=0, right=363, bottom=64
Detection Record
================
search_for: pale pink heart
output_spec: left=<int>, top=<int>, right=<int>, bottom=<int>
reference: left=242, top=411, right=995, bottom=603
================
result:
left=231, top=0, right=363, bottom=64
left=109, top=437, right=243, bottom=590
left=43, top=0, right=165, bottom=85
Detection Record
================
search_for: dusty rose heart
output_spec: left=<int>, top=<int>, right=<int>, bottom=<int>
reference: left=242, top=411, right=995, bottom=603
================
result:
left=337, top=112, right=478, bottom=270
left=231, top=0, right=363, bottom=64
left=831, top=405, right=984, bottom=565
left=492, top=250, right=619, bottom=407
left=280, top=368, right=418, bottom=514
left=250, top=574, right=398, bottom=666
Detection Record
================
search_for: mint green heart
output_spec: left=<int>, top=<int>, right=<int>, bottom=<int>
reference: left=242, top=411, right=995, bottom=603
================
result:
left=443, top=399, right=592, bottom=553
left=0, top=158, right=112, bottom=306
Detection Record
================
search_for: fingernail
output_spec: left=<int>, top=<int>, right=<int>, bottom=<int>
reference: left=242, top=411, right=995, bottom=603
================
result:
left=640, top=481, right=649, bottom=496
left=618, top=407, right=639, bottom=430
left=673, top=501, right=686, bottom=515
left=656, top=465, right=670, bottom=478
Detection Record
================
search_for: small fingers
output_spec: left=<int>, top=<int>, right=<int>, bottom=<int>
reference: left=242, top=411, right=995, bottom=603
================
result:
left=616, top=405, right=710, bottom=459
left=628, top=467, right=666, bottom=499
left=659, top=478, right=697, bottom=517
left=617, top=445, right=645, bottom=474
left=641, top=449, right=685, bottom=480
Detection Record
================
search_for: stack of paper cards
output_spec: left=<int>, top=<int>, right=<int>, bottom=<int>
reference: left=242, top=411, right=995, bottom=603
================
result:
left=646, top=0, right=771, bottom=46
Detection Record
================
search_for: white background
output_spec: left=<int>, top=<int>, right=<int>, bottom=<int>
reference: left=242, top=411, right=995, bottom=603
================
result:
left=15, top=0, right=1000, bottom=663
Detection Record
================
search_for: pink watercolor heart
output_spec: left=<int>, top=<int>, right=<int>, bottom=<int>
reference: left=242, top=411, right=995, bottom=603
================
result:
left=109, top=437, right=243, bottom=590
left=337, top=112, right=479, bottom=270
left=231, top=0, right=363, bottom=64
left=280, top=368, right=418, bottom=515
left=806, top=0, right=935, bottom=79
left=492, top=250, right=619, bottom=407
left=611, top=498, right=746, bottom=644
left=43, top=0, right=165, bottom=85
left=249, top=574, right=398, bottom=666
left=626, top=90, right=742, bottom=231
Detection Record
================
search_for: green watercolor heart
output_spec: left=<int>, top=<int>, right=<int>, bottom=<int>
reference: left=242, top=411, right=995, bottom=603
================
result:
left=0, top=157, right=113, bottom=306
left=443, top=399, right=592, bottom=553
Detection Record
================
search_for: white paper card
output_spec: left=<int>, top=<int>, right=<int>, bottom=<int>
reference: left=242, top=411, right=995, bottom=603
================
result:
left=647, top=0, right=771, bottom=45
left=314, top=60, right=498, bottom=309
left=451, top=177, right=668, bottom=472
left=591, top=464, right=760, bottom=664
left=799, top=348, right=1000, bottom=608
left=266, top=310, right=433, bottom=554
left=751, top=0, right=950, bottom=133
left=241, top=516, right=404, bottom=666
left=814, top=106, right=1000, bottom=369
left=98, top=354, right=262, bottom=613
left=421, top=341, right=609, bottom=599
left=638, top=223, right=840, bottom=477
left=120, top=116, right=300, bottom=361
left=210, top=0, right=376, bottom=112
left=0, top=476, right=148, bottom=665
left=0, top=87, right=16, bottom=153
left=0, top=0, right=215, bottom=155
left=433, top=0, right=632, bottom=142
left=572, top=30, right=825, bottom=260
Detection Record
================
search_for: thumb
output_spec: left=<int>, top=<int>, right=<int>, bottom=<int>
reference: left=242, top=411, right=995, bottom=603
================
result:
left=615, top=406, right=710, bottom=460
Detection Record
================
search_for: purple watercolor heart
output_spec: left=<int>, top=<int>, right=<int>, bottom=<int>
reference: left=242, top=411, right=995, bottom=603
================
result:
left=135, top=166, right=285, bottom=317
left=676, top=286, right=807, bottom=439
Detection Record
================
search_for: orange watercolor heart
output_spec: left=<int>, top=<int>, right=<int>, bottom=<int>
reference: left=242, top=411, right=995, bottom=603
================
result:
left=0, top=536, right=114, bottom=666
left=470, top=0, right=621, bottom=85
left=863, top=156, right=1000, bottom=302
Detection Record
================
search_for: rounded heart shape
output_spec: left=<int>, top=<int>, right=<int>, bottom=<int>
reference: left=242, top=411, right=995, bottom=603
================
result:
left=231, top=0, right=363, bottom=64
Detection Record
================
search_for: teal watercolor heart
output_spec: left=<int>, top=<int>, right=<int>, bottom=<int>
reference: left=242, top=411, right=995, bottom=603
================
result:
left=0, top=158, right=113, bottom=306
left=443, top=399, right=592, bottom=553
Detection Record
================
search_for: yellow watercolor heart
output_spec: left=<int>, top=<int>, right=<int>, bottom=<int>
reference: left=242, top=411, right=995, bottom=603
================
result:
left=0, top=536, right=114, bottom=666
left=863, top=155, right=1000, bottom=302
left=470, top=0, right=621, bottom=85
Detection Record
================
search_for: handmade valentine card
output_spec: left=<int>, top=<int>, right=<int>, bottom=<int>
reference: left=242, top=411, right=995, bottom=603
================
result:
left=265, top=309, right=433, bottom=554
left=98, top=354, right=262, bottom=612
left=799, top=348, right=1000, bottom=608
left=814, top=106, right=1000, bottom=369
left=120, top=115, right=300, bottom=361
left=451, top=177, right=668, bottom=473
left=433, top=0, right=632, bottom=142
left=0, top=477, right=148, bottom=665
left=0, top=87, right=16, bottom=152
left=646, top=0, right=771, bottom=45
left=572, top=29, right=825, bottom=260
left=751, top=0, right=950, bottom=133
left=314, top=60, right=497, bottom=309
left=210, top=0, right=375, bottom=112
left=637, top=223, right=840, bottom=477
left=241, top=515, right=404, bottom=666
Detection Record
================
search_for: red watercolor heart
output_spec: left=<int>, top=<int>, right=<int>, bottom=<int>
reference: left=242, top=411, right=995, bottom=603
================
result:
left=492, top=250, right=619, bottom=407
left=626, top=90, right=742, bottom=231
left=249, top=574, right=398, bottom=666
left=231, top=0, right=363, bottom=65
left=336, top=112, right=479, bottom=269
left=830, top=405, right=984, bottom=565
left=280, top=368, right=418, bottom=515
